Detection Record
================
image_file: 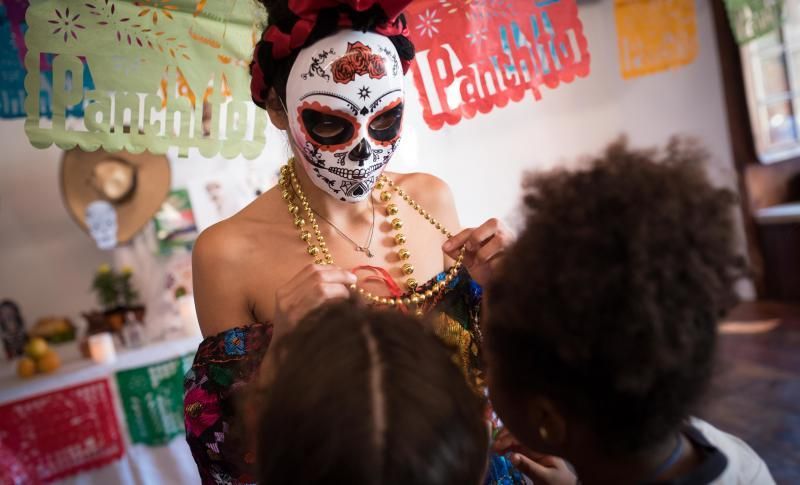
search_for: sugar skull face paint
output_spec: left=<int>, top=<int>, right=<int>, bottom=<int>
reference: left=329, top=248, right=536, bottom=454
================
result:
left=287, top=30, right=405, bottom=203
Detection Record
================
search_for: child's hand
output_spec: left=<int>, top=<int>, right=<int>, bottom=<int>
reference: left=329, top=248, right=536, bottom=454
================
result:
left=492, top=429, right=577, bottom=485
left=509, top=453, right=576, bottom=485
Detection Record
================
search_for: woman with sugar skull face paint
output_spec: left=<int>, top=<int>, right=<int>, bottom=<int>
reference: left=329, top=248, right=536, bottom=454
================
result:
left=185, top=1, right=519, bottom=484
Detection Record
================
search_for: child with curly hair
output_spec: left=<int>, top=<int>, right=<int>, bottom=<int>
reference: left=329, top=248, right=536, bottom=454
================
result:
left=485, top=138, right=774, bottom=485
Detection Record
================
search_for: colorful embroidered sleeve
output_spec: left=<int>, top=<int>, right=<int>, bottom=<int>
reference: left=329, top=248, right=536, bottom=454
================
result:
left=184, top=323, right=273, bottom=485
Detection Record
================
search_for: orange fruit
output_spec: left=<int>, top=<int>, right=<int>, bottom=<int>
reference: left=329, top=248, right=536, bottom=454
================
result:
left=36, top=350, right=61, bottom=374
left=17, top=357, right=37, bottom=378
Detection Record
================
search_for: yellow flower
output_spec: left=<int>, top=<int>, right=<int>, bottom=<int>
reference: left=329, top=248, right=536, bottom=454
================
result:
left=121, top=266, right=133, bottom=275
left=98, top=264, right=112, bottom=274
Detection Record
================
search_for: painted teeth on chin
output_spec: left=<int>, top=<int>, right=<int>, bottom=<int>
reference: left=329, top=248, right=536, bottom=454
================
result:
left=328, top=162, right=385, bottom=180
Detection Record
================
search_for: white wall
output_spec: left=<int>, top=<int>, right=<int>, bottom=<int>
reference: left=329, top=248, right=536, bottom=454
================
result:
left=0, top=0, right=753, bottom=329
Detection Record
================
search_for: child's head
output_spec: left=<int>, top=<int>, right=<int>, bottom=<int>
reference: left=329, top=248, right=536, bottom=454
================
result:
left=485, top=138, right=744, bottom=458
left=255, top=300, right=488, bottom=485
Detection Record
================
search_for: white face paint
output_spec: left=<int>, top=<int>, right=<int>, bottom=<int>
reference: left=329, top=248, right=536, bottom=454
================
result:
left=287, top=30, right=405, bottom=203
left=85, top=200, right=118, bottom=250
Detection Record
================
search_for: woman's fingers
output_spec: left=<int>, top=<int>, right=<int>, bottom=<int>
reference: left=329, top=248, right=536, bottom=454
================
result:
left=280, top=264, right=357, bottom=298
left=442, top=227, right=474, bottom=259
left=473, top=233, right=506, bottom=266
left=275, top=264, right=358, bottom=328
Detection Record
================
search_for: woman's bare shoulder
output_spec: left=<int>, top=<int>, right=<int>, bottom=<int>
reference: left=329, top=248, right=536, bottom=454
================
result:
left=193, top=186, right=284, bottom=269
left=388, top=171, right=460, bottom=228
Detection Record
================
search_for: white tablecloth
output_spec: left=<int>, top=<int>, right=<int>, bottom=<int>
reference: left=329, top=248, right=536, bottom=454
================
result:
left=0, top=336, right=203, bottom=485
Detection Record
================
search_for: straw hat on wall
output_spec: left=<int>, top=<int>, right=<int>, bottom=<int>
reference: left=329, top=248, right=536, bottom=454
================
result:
left=60, top=148, right=171, bottom=245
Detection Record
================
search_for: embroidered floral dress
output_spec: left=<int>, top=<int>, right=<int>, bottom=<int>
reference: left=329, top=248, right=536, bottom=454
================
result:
left=184, top=268, right=524, bottom=485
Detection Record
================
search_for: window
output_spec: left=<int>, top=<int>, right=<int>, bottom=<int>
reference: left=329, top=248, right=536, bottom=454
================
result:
left=740, top=5, right=800, bottom=163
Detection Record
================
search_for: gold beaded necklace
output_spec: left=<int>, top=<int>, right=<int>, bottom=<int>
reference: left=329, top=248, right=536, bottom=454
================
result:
left=279, top=160, right=465, bottom=315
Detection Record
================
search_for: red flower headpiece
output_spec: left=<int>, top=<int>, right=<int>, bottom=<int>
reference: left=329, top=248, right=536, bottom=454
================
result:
left=251, top=0, right=412, bottom=107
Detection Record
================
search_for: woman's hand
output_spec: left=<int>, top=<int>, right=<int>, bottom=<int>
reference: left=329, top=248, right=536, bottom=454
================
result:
left=273, top=264, right=357, bottom=339
left=493, top=429, right=577, bottom=485
left=442, top=218, right=513, bottom=288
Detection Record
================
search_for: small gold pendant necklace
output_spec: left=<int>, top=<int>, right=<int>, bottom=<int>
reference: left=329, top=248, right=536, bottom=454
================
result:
left=279, top=160, right=465, bottom=315
left=295, top=188, right=376, bottom=258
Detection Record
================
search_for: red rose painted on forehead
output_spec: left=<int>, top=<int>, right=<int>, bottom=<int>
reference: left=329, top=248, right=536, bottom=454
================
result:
left=367, top=54, right=386, bottom=79
left=331, top=41, right=387, bottom=84
left=332, top=60, right=356, bottom=84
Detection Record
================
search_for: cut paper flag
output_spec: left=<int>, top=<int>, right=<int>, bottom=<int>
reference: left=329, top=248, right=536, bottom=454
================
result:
left=724, top=0, right=784, bottom=45
left=405, top=0, right=591, bottom=130
left=614, top=0, right=699, bottom=80
left=23, top=0, right=268, bottom=158
left=0, top=3, right=27, bottom=118
left=116, top=353, right=195, bottom=446
left=1, top=1, right=96, bottom=119
left=0, top=379, right=125, bottom=483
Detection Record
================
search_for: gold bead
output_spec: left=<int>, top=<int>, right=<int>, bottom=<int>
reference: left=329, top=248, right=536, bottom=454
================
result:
left=359, top=288, right=366, bottom=294
left=388, top=298, right=396, bottom=306
left=415, top=309, right=424, bottom=316
left=288, top=205, right=298, bottom=214
left=398, top=189, right=406, bottom=196
left=375, top=181, right=385, bottom=190
left=402, top=263, right=414, bottom=275
left=349, top=284, right=357, bottom=291
left=424, top=213, right=431, bottom=220
left=403, top=298, right=411, bottom=306
left=319, top=242, right=327, bottom=248
left=402, top=194, right=410, bottom=201
left=435, top=223, right=442, bottom=230
left=280, top=165, right=289, bottom=175
left=386, top=204, right=399, bottom=216
left=398, top=248, right=411, bottom=260
left=411, top=295, right=420, bottom=305
left=314, top=258, right=323, bottom=264
left=380, top=191, right=392, bottom=202
left=300, top=231, right=311, bottom=241
left=394, top=233, right=407, bottom=245
left=425, top=290, right=433, bottom=299
left=371, top=295, right=381, bottom=303
left=307, top=246, right=320, bottom=256
left=418, top=293, right=427, bottom=302
left=282, top=190, right=291, bottom=200
left=413, top=203, right=420, bottom=210
left=392, top=218, right=403, bottom=230
left=279, top=176, right=287, bottom=185
left=380, top=298, right=388, bottom=305
left=406, top=278, right=417, bottom=290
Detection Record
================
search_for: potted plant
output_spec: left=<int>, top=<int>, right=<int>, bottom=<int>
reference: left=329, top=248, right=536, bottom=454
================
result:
left=119, top=266, right=146, bottom=322
left=91, top=264, right=125, bottom=332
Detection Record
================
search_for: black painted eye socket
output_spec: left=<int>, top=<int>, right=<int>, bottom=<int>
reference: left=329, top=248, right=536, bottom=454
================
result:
left=301, top=109, right=355, bottom=145
left=369, top=103, right=403, bottom=142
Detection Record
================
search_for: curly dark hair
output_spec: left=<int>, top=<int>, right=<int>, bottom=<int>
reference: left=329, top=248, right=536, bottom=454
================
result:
left=251, top=1, right=415, bottom=109
left=486, top=137, right=745, bottom=452
left=256, top=300, right=488, bottom=485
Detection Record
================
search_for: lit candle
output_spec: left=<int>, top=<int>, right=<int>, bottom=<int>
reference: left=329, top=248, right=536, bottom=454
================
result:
left=88, top=332, right=117, bottom=364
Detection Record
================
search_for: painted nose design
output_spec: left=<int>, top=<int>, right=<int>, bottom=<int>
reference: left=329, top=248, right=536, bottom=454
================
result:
left=348, top=138, right=372, bottom=165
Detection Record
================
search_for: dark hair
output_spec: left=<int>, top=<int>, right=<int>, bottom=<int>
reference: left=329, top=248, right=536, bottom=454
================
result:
left=486, top=137, right=745, bottom=453
left=256, top=300, right=488, bottom=485
left=251, top=1, right=415, bottom=108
